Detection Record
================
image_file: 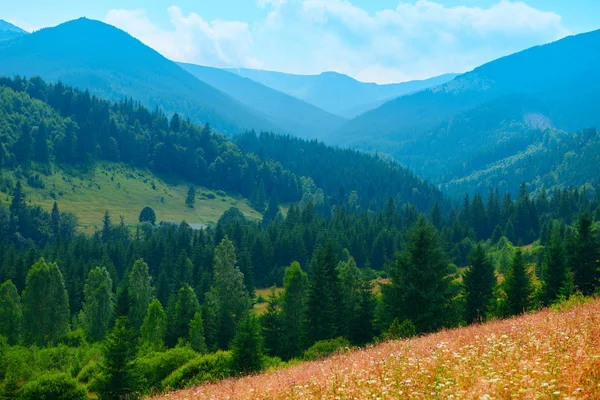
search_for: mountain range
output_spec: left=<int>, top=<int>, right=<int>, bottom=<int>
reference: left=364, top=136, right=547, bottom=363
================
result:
left=0, top=19, right=27, bottom=42
left=227, top=68, right=458, bottom=118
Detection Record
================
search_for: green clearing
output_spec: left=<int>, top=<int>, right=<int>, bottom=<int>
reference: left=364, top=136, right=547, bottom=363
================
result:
left=0, top=163, right=261, bottom=232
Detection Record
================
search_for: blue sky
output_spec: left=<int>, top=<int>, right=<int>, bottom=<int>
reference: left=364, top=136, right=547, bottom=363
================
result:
left=1, top=1, right=598, bottom=83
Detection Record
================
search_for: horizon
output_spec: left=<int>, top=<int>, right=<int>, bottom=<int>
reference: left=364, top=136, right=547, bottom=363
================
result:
left=2, top=0, right=599, bottom=84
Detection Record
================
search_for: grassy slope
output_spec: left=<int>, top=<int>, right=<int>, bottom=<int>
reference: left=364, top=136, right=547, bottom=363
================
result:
left=155, top=298, right=600, bottom=399
left=0, top=163, right=261, bottom=231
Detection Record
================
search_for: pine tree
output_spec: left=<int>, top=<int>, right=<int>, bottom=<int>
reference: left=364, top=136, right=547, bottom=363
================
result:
left=0, top=280, right=22, bottom=345
left=569, top=213, right=599, bottom=295
left=205, top=237, right=250, bottom=350
left=280, top=261, right=308, bottom=360
left=542, top=225, right=568, bottom=304
left=140, top=299, right=167, bottom=352
left=303, top=241, right=340, bottom=346
left=51, top=201, right=60, bottom=238
left=382, top=216, right=453, bottom=333
left=22, top=258, right=70, bottom=346
left=98, top=317, right=137, bottom=399
left=464, top=244, right=497, bottom=324
left=186, top=186, right=196, bottom=208
left=82, top=267, right=114, bottom=342
left=189, top=311, right=207, bottom=353
left=260, top=286, right=282, bottom=357
left=504, top=249, right=533, bottom=316
left=262, top=190, right=280, bottom=227
left=33, top=121, right=50, bottom=163
left=128, top=259, right=154, bottom=331
left=166, top=283, right=199, bottom=347
left=349, top=275, right=376, bottom=345
left=231, top=314, right=263, bottom=374
left=102, top=210, right=111, bottom=243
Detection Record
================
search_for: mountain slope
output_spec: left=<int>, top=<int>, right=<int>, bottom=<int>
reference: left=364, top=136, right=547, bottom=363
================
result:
left=227, top=68, right=459, bottom=118
left=0, top=19, right=27, bottom=42
left=334, top=29, right=600, bottom=193
left=179, top=62, right=346, bottom=138
left=154, top=299, right=600, bottom=399
left=0, top=18, right=279, bottom=135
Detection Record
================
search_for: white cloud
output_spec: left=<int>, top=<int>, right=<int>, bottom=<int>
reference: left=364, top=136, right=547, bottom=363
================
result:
left=105, top=6, right=261, bottom=69
left=105, top=1, right=569, bottom=84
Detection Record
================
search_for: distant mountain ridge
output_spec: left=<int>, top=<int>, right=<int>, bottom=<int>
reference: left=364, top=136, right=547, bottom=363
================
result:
left=0, top=18, right=282, bottom=136
left=331, top=28, right=600, bottom=196
left=179, top=62, right=347, bottom=138
left=227, top=67, right=459, bottom=118
left=0, top=19, right=28, bottom=42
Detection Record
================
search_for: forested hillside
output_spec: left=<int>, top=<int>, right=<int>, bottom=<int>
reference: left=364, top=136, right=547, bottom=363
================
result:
left=0, top=20, right=27, bottom=42
left=334, top=29, right=600, bottom=196
left=0, top=18, right=278, bottom=135
left=179, top=63, right=347, bottom=139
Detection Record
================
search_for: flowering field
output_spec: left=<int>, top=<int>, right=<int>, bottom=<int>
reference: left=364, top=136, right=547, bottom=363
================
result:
left=154, top=299, right=600, bottom=399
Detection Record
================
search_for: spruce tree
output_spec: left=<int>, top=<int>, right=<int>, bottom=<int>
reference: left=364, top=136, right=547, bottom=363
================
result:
left=128, top=259, right=154, bottom=331
left=140, top=299, right=167, bottom=352
left=189, top=311, right=207, bottom=353
left=205, top=237, right=250, bottom=350
left=102, top=210, right=111, bottom=243
left=260, top=286, right=282, bottom=357
left=98, top=317, right=137, bottom=399
left=303, top=241, right=340, bottom=346
left=0, top=280, right=22, bottom=345
left=231, top=314, right=263, bottom=374
left=186, top=186, right=196, bottom=208
left=280, top=261, right=308, bottom=359
left=504, top=249, right=533, bottom=316
left=166, top=283, right=199, bottom=347
left=464, top=244, right=497, bottom=324
left=22, top=258, right=70, bottom=346
left=542, top=225, right=568, bottom=304
left=82, top=267, right=114, bottom=342
left=569, top=213, right=599, bottom=295
left=382, top=216, right=453, bottom=333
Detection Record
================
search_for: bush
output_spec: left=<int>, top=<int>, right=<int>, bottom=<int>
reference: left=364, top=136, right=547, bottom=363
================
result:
left=303, top=337, right=351, bottom=361
left=385, top=319, right=417, bottom=340
left=19, top=372, right=88, bottom=400
left=132, top=347, right=197, bottom=392
left=161, top=351, right=234, bottom=390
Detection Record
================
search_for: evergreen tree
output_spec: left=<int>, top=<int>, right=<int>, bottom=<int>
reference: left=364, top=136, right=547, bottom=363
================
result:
left=139, top=206, right=157, bottom=225
left=205, top=237, right=250, bottom=350
left=189, top=311, right=207, bottom=353
left=280, top=261, right=308, bottom=360
left=102, top=210, right=111, bottom=243
left=542, top=225, right=568, bottom=304
left=51, top=201, right=60, bottom=237
left=262, top=190, right=280, bottom=227
left=140, top=299, right=167, bottom=352
left=166, top=283, right=200, bottom=347
left=464, top=244, right=497, bottom=324
left=98, top=317, right=137, bottom=399
left=231, top=314, right=263, bottom=374
left=569, top=213, right=599, bottom=295
left=186, top=186, right=196, bottom=208
left=128, top=259, right=154, bottom=331
left=260, top=286, right=282, bottom=357
left=22, top=258, right=70, bottom=346
left=303, top=240, right=340, bottom=346
left=0, top=280, right=22, bottom=345
left=504, top=249, right=533, bottom=316
left=33, top=121, right=50, bottom=163
left=382, top=216, right=453, bottom=333
left=349, top=275, right=376, bottom=345
left=82, top=267, right=114, bottom=342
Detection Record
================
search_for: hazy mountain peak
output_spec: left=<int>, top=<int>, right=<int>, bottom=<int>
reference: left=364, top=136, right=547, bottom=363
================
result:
left=0, top=19, right=27, bottom=33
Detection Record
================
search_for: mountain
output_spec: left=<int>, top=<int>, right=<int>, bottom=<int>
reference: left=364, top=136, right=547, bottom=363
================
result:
left=179, top=63, right=347, bottom=138
left=333, top=29, right=600, bottom=195
left=0, top=19, right=28, bottom=42
left=227, top=68, right=459, bottom=118
left=0, top=18, right=280, bottom=135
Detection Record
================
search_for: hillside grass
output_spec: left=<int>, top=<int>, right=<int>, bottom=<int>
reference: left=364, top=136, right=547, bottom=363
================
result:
left=0, top=163, right=261, bottom=232
left=154, top=298, right=600, bottom=399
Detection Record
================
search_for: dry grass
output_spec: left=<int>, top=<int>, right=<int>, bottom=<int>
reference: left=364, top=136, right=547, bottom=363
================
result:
left=153, top=299, right=600, bottom=400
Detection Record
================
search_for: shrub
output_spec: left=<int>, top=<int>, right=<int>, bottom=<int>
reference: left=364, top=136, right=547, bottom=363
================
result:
left=384, top=319, right=417, bottom=340
left=551, top=292, right=594, bottom=313
left=303, top=337, right=351, bottom=361
left=161, top=351, right=234, bottom=390
left=19, top=372, right=88, bottom=400
left=132, top=347, right=197, bottom=392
